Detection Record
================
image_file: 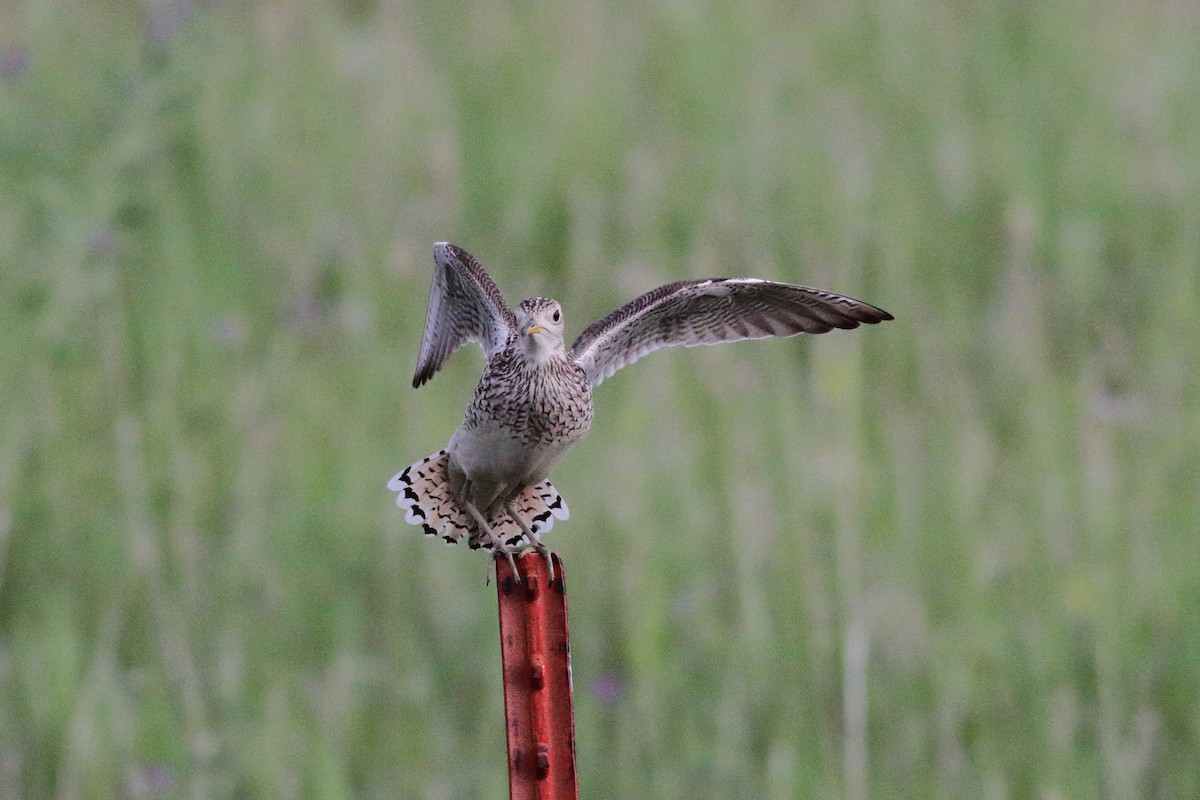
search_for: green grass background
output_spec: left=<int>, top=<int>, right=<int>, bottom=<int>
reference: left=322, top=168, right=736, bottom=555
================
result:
left=3, top=1, right=1199, bottom=798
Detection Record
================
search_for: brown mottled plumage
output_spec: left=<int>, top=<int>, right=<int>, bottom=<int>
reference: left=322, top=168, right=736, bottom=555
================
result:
left=388, top=242, right=893, bottom=573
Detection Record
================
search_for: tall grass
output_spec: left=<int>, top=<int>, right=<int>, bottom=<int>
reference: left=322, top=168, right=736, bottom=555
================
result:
left=2, top=1, right=1198, bottom=798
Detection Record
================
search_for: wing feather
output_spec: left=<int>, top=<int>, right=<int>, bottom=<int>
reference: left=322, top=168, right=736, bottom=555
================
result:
left=568, top=278, right=893, bottom=388
left=412, top=243, right=517, bottom=388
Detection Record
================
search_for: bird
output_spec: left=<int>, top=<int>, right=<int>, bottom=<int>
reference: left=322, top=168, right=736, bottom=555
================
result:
left=388, top=242, right=893, bottom=578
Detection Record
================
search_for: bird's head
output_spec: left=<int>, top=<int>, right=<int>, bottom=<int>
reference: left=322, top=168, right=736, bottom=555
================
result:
left=515, top=297, right=566, bottom=364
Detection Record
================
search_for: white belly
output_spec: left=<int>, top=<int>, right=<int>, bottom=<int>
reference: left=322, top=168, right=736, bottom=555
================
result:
left=448, top=419, right=579, bottom=490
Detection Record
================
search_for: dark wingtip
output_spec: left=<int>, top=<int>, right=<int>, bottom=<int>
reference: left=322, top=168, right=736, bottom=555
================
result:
left=827, top=304, right=894, bottom=331
left=855, top=305, right=894, bottom=325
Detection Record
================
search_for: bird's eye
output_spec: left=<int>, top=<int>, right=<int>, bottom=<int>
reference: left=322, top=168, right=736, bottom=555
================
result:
left=552, top=309, right=561, bottom=322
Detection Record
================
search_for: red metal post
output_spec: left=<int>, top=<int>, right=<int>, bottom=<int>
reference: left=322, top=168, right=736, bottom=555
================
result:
left=496, top=552, right=579, bottom=800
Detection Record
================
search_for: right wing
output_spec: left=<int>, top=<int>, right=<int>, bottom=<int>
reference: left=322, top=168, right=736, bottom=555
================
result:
left=412, top=243, right=518, bottom=388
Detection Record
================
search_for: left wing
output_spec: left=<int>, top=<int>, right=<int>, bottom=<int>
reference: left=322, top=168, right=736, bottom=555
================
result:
left=568, top=278, right=893, bottom=388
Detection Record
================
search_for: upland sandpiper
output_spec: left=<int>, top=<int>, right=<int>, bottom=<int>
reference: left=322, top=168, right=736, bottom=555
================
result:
left=388, top=243, right=893, bottom=575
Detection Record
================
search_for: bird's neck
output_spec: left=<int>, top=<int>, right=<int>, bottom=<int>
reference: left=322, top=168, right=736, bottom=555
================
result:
left=519, top=336, right=562, bottom=367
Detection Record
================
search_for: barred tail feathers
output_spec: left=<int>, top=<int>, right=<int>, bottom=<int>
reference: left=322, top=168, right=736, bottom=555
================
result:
left=507, top=479, right=570, bottom=544
left=387, top=450, right=471, bottom=544
left=387, top=450, right=569, bottom=548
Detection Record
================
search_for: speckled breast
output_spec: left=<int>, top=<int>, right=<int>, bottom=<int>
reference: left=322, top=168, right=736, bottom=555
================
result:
left=464, top=352, right=594, bottom=447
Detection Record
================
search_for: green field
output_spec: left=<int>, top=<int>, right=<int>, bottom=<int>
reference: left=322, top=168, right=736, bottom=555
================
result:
left=2, top=1, right=1199, bottom=798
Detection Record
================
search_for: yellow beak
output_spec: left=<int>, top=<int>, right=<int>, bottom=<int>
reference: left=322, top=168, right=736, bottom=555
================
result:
left=525, top=324, right=546, bottom=336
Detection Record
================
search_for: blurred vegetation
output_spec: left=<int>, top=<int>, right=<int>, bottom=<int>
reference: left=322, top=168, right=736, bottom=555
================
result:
left=2, top=1, right=1199, bottom=798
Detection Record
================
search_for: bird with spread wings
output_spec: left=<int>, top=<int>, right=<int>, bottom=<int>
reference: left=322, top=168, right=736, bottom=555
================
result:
left=388, top=242, right=893, bottom=576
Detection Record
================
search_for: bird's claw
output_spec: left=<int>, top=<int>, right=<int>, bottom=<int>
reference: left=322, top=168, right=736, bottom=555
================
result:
left=492, top=545, right=520, bottom=584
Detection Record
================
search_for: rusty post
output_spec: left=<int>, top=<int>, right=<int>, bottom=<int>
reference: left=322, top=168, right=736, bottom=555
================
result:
left=496, top=552, right=579, bottom=800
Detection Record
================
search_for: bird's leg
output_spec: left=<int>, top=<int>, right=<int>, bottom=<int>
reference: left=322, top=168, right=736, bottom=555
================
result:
left=461, top=496, right=519, bottom=582
left=503, top=499, right=555, bottom=584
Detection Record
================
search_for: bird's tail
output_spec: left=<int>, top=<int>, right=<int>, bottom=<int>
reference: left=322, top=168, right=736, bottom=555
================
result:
left=387, top=450, right=569, bottom=549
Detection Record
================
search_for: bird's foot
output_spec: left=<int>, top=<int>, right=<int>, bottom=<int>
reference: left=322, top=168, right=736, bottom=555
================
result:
left=514, top=541, right=555, bottom=585
left=504, top=499, right=555, bottom=584
left=462, top=496, right=521, bottom=584
left=487, top=545, right=521, bottom=584
left=540, top=544, right=556, bottom=585
left=496, top=543, right=519, bottom=582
